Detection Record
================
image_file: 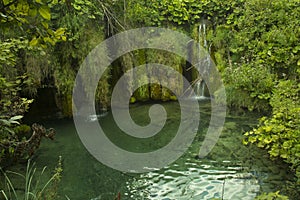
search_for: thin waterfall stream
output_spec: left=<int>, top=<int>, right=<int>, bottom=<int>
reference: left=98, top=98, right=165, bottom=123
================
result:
left=193, top=22, right=212, bottom=100
left=194, top=81, right=206, bottom=99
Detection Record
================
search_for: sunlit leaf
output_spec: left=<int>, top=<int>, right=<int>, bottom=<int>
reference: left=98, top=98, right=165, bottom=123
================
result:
left=54, top=28, right=65, bottom=36
left=29, top=37, right=39, bottom=46
left=41, top=21, right=49, bottom=29
left=39, top=6, right=51, bottom=20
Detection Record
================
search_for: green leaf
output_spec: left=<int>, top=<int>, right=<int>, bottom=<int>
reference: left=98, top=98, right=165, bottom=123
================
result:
left=29, top=8, right=37, bottom=17
left=263, top=137, right=272, bottom=144
left=39, top=6, right=51, bottom=20
left=61, top=35, right=67, bottom=41
left=54, top=28, right=65, bottom=36
left=43, top=37, right=55, bottom=45
left=41, top=21, right=49, bottom=29
left=9, top=147, right=15, bottom=154
left=5, top=127, right=15, bottom=134
left=0, top=119, right=11, bottom=126
left=73, top=4, right=82, bottom=11
left=10, top=115, right=23, bottom=121
left=29, top=37, right=39, bottom=46
left=281, top=153, right=288, bottom=159
left=3, top=0, right=11, bottom=5
left=269, top=149, right=279, bottom=157
left=9, top=121, right=20, bottom=125
left=264, top=126, right=272, bottom=132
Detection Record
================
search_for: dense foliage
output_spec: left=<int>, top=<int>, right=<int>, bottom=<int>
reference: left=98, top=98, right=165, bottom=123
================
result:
left=255, top=191, right=289, bottom=200
left=213, top=0, right=300, bottom=192
left=0, top=0, right=299, bottom=198
left=0, top=75, right=33, bottom=163
left=214, top=0, right=300, bottom=111
left=124, top=0, right=300, bottom=194
left=223, top=0, right=300, bottom=189
left=0, top=0, right=63, bottom=165
left=245, top=80, right=300, bottom=184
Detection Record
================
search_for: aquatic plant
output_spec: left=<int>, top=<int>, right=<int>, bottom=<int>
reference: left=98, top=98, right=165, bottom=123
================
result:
left=0, top=156, right=63, bottom=200
left=255, top=191, right=289, bottom=200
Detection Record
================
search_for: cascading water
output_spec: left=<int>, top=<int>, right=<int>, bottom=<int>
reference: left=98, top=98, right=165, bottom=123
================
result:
left=199, top=22, right=208, bottom=49
left=193, top=22, right=211, bottom=100
left=194, top=80, right=206, bottom=99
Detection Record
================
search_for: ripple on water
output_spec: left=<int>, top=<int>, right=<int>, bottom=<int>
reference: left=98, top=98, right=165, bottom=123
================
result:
left=126, top=161, right=260, bottom=200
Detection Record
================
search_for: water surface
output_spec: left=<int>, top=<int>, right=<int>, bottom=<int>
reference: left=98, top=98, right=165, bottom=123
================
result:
left=16, top=101, right=293, bottom=199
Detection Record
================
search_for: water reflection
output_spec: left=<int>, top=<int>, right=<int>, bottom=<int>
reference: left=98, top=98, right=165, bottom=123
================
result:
left=126, top=160, right=260, bottom=200
left=25, top=101, right=292, bottom=200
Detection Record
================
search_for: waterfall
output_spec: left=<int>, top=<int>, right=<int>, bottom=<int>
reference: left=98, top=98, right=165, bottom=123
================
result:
left=193, top=22, right=211, bottom=100
left=199, top=23, right=207, bottom=49
left=194, top=80, right=206, bottom=100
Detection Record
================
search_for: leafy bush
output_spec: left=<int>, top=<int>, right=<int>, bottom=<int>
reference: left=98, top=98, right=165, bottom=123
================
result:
left=0, top=76, right=34, bottom=164
left=212, top=0, right=300, bottom=111
left=255, top=191, right=289, bottom=200
left=125, top=0, right=244, bottom=26
left=244, top=80, right=300, bottom=184
left=223, top=64, right=274, bottom=111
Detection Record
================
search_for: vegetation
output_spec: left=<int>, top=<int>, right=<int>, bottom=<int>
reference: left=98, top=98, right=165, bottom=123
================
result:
left=244, top=80, right=300, bottom=184
left=255, top=191, right=289, bottom=200
left=0, top=156, right=63, bottom=200
left=214, top=0, right=300, bottom=111
left=123, top=1, right=300, bottom=192
left=0, top=0, right=62, bottom=166
left=0, top=0, right=299, bottom=199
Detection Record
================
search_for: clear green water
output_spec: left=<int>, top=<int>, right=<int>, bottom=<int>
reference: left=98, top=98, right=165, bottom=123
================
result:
left=8, top=101, right=293, bottom=199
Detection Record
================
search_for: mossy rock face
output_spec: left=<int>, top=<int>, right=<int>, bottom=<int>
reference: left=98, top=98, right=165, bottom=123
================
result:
left=110, top=63, right=123, bottom=89
left=161, top=87, right=172, bottom=101
left=170, top=95, right=177, bottom=101
left=170, top=76, right=183, bottom=96
left=96, top=68, right=111, bottom=110
left=134, top=49, right=147, bottom=66
left=116, top=48, right=185, bottom=103
left=134, top=84, right=150, bottom=101
left=61, top=94, right=73, bottom=118
left=150, top=83, right=162, bottom=100
left=130, top=96, right=136, bottom=103
left=133, top=63, right=150, bottom=101
left=162, top=65, right=183, bottom=101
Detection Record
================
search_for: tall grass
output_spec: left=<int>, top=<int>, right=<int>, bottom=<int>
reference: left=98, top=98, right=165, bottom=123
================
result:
left=0, top=156, right=63, bottom=200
